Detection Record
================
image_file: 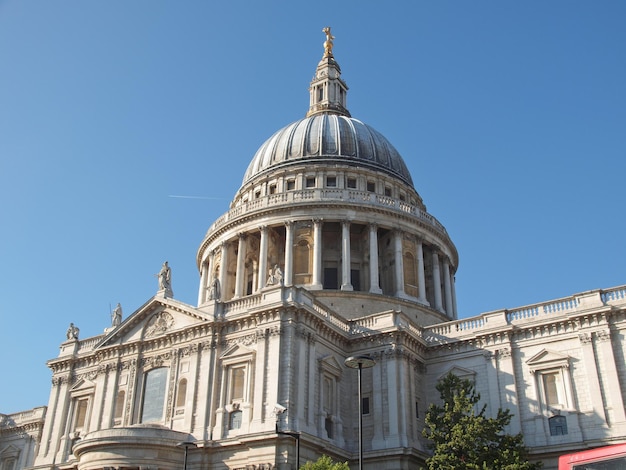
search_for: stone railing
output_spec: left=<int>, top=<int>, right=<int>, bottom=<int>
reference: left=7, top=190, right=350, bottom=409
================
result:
left=424, top=285, right=626, bottom=344
left=205, top=189, right=447, bottom=237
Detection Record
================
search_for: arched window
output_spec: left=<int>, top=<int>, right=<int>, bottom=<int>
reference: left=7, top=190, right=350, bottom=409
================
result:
left=176, top=379, right=187, bottom=408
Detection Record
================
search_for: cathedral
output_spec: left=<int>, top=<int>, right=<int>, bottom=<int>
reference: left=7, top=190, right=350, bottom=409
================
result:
left=2, top=29, right=626, bottom=470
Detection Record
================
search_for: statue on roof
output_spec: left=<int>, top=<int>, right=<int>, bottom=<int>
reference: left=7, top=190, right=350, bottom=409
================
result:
left=111, top=303, right=122, bottom=327
left=157, top=261, right=172, bottom=291
left=323, top=27, right=334, bottom=58
left=66, top=323, right=79, bottom=341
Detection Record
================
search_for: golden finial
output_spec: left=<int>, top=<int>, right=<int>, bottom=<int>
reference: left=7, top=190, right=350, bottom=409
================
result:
left=322, top=26, right=334, bottom=58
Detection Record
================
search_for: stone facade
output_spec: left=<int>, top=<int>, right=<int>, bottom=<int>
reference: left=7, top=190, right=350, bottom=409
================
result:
left=3, top=30, right=626, bottom=470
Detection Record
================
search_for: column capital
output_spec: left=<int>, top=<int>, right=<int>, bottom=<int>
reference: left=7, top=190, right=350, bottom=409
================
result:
left=368, top=222, right=378, bottom=231
left=258, top=224, right=268, bottom=232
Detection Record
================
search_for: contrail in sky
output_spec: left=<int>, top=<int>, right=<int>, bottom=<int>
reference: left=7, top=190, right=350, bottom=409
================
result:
left=168, top=195, right=227, bottom=200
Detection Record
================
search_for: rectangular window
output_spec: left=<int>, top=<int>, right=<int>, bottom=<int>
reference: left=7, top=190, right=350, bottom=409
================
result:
left=346, top=177, right=357, bottom=189
left=255, top=191, right=261, bottom=199
left=306, top=177, right=316, bottom=188
left=415, top=401, right=419, bottom=419
left=286, top=180, right=296, bottom=190
left=543, top=372, right=563, bottom=407
left=362, top=396, right=370, bottom=415
left=367, top=181, right=376, bottom=192
left=384, top=187, right=392, bottom=197
left=230, top=367, right=245, bottom=402
left=141, top=368, right=167, bottom=423
left=326, top=176, right=337, bottom=187
left=549, top=415, right=568, bottom=436
left=74, top=399, right=89, bottom=430
left=269, top=184, right=276, bottom=194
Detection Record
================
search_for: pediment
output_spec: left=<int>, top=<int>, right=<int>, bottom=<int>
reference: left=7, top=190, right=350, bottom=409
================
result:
left=70, top=378, right=95, bottom=393
left=220, top=343, right=256, bottom=363
left=526, top=349, right=570, bottom=371
left=319, top=355, right=343, bottom=377
left=438, top=365, right=476, bottom=382
left=96, top=297, right=211, bottom=349
left=0, top=444, right=20, bottom=458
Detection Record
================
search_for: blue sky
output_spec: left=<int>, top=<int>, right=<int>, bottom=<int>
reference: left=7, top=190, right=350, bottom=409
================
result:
left=1, top=1, right=625, bottom=414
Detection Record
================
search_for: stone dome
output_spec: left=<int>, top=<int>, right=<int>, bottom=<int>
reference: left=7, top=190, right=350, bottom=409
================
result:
left=242, top=114, right=414, bottom=187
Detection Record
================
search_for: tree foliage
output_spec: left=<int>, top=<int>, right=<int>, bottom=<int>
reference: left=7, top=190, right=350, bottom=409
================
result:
left=300, top=455, right=350, bottom=470
left=423, top=373, right=541, bottom=470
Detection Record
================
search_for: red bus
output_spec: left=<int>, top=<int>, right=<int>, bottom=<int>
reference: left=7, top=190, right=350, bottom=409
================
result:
left=558, top=443, right=626, bottom=469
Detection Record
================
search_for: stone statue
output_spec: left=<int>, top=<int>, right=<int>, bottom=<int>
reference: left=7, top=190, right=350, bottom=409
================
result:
left=157, top=261, right=171, bottom=291
left=111, top=303, right=122, bottom=327
left=323, top=27, right=334, bottom=58
left=66, top=323, right=79, bottom=340
left=274, top=264, right=283, bottom=285
left=267, top=267, right=276, bottom=285
left=208, top=275, right=221, bottom=301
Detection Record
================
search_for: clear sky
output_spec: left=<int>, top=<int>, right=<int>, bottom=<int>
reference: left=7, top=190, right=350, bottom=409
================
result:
left=1, top=1, right=625, bottom=414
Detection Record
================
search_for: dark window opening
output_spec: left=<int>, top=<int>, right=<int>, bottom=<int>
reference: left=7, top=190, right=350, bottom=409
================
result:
left=323, top=268, right=338, bottom=289
left=549, top=415, right=568, bottom=436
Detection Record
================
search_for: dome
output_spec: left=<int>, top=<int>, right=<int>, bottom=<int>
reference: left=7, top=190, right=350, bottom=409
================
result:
left=242, top=114, right=414, bottom=187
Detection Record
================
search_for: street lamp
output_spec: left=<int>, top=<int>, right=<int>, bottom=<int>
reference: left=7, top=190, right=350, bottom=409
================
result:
left=176, top=441, right=197, bottom=470
left=345, top=355, right=376, bottom=470
left=275, top=405, right=301, bottom=469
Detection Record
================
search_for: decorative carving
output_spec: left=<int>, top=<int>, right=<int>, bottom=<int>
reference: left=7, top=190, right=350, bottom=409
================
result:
left=66, top=323, right=79, bottom=341
left=596, top=329, right=611, bottom=342
left=579, top=332, right=592, bottom=344
left=145, top=311, right=175, bottom=338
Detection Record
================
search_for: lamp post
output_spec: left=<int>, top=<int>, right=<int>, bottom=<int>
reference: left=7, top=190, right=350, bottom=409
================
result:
left=345, top=355, right=376, bottom=470
left=275, top=407, right=300, bottom=469
left=176, top=441, right=197, bottom=470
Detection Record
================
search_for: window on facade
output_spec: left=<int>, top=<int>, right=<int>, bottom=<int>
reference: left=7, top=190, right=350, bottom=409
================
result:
left=229, top=410, right=243, bottom=430
left=318, top=87, right=323, bottom=101
left=269, top=184, right=276, bottom=194
left=306, top=177, right=316, bottom=188
left=415, top=401, right=419, bottom=419
left=346, top=177, right=357, bottom=189
left=325, top=416, right=333, bottom=438
left=1, top=458, right=16, bottom=470
left=362, top=396, right=370, bottom=415
left=230, top=367, right=246, bottom=402
left=286, top=180, right=296, bottom=190
left=294, top=240, right=311, bottom=281
left=326, top=176, right=337, bottom=187
left=404, top=252, right=417, bottom=297
left=399, top=193, right=406, bottom=201
left=74, top=398, right=89, bottom=431
left=367, top=181, right=376, bottom=192
left=114, top=391, right=125, bottom=421
left=384, top=186, right=392, bottom=197
left=254, top=191, right=261, bottom=199
left=140, top=367, right=168, bottom=423
left=176, top=378, right=187, bottom=408
left=543, top=371, right=565, bottom=407
left=549, top=415, right=568, bottom=436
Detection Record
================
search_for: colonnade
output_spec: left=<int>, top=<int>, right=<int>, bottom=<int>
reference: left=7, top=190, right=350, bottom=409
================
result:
left=198, top=219, right=457, bottom=319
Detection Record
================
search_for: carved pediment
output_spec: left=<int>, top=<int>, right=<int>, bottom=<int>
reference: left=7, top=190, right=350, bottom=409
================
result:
left=220, top=344, right=256, bottom=364
left=95, top=297, right=212, bottom=349
left=438, top=365, right=476, bottom=382
left=526, top=349, right=570, bottom=372
left=70, top=378, right=95, bottom=394
left=319, top=355, right=343, bottom=377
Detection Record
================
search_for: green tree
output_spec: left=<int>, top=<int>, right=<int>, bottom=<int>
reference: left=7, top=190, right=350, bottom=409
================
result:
left=423, top=373, right=541, bottom=470
left=300, top=455, right=350, bottom=470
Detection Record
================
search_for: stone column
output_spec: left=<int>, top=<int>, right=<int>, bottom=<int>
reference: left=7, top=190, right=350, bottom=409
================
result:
left=596, top=330, right=626, bottom=423
left=416, top=240, right=427, bottom=302
left=369, top=223, right=382, bottom=294
left=432, top=251, right=443, bottom=311
left=443, top=257, right=453, bottom=315
left=394, top=230, right=405, bottom=297
left=284, top=221, right=294, bottom=286
left=341, top=220, right=353, bottom=291
left=258, top=226, right=269, bottom=290
left=234, top=234, right=247, bottom=298
left=451, top=272, right=458, bottom=319
left=218, top=241, right=228, bottom=300
left=197, top=255, right=209, bottom=305
left=312, top=219, right=323, bottom=289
